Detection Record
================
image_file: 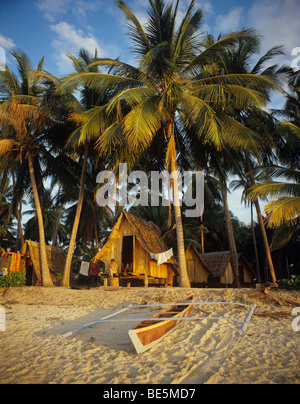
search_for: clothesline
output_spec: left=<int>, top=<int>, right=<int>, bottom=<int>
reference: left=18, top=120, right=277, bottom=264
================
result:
left=79, top=261, right=100, bottom=277
left=150, top=248, right=173, bottom=265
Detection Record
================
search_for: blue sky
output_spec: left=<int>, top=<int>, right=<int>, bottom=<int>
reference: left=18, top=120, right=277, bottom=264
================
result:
left=0, top=0, right=300, bottom=224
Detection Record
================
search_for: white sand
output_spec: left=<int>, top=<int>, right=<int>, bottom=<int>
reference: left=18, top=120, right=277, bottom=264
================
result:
left=0, top=286, right=299, bottom=384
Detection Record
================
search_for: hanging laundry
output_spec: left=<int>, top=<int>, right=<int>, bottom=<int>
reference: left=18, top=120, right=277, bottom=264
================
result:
left=10, top=253, right=22, bottom=272
left=150, top=248, right=173, bottom=265
left=89, top=262, right=100, bottom=276
left=79, top=261, right=90, bottom=276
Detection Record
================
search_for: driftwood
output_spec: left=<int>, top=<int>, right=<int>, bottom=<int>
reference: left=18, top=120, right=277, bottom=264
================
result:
left=254, top=311, right=292, bottom=318
left=248, top=290, right=299, bottom=307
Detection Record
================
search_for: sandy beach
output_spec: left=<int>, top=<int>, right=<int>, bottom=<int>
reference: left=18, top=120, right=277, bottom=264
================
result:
left=0, top=286, right=299, bottom=384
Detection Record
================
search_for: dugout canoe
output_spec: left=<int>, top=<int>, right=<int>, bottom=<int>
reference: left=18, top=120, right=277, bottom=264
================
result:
left=128, top=296, right=193, bottom=354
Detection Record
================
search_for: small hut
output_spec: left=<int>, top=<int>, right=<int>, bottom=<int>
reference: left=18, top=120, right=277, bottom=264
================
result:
left=200, top=251, right=234, bottom=286
left=185, top=244, right=210, bottom=285
left=93, top=212, right=178, bottom=286
left=21, top=240, right=67, bottom=285
left=185, top=247, right=254, bottom=287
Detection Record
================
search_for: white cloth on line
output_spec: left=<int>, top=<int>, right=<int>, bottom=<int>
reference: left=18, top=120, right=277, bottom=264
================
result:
left=150, top=248, right=173, bottom=265
left=79, top=261, right=90, bottom=276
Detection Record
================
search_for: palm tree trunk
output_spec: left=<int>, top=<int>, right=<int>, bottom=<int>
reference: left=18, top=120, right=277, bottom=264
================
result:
left=51, top=205, right=63, bottom=246
left=12, top=173, right=24, bottom=252
left=245, top=151, right=277, bottom=283
left=254, top=198, right=277, bottom=283
left=15, top=202, right=24, bottom=251
left=167, top=127, right=190, bottom=288
left=63, top=145, right=89, bottom=287
left=28, top=155, right=53, bottom=286
left=220, top=181, right=241, bottom=288
left=201, top=215, right=205, bottom=254
left=173, top=169, right=191, bottom=288
left=51, top=184, right=62, bottom=246
left=251, top=202, right=261, bottom=283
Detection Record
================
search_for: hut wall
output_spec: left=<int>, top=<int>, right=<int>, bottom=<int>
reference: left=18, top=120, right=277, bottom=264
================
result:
left=96, top=216, right=173, bottom=282
left=148, top=259, right=169, bottom=279
left=134, top=239, right=150, bottom=275
left=186, top=247, right=210, bottom=284
left=220, top=263, right=234, bottom=285
left=240, top=263, right=252, bottom=284
left=101, top=219, right=132, bottom=272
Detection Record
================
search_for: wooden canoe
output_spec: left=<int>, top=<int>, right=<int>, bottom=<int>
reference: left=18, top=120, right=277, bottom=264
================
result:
left=128, top=296, right=193, bottom=354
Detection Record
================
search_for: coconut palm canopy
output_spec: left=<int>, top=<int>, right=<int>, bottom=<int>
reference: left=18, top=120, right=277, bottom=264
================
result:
left=59, top=0, right=280, bottom=287
left=0, top=0, right=299, bottom=285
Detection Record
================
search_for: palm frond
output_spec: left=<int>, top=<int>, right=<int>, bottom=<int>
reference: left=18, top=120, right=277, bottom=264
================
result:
left=0, top=68, right=20, bottom=97
left=270, top=224, right=298, bottom=251
left=264, top=197, right=300, bottom=227
left=281, top=121, right=300, bottom=140
left=96, top=121, right=124, bottom=156
left=250, top=181, right=300, bottom=199
left=123, top=97, right=163, bottom=151
left=188, top=73, right=281, bottom=95
left=69, top=105, right=110, bottom=146
left=87, top=59, right=140, bottom=79
left=220, top=113, right=262, bottom=153
left=59, top=72, right=141, bottom=95
left=251, top=45, right=285, bottom=75
left=107, top=87, right=157, bottom=114
left=0, top=139, right=18, bottom=156
left=185, top=29, right=259, bottom=73
left=115, top=0, right=151, bottom=57
left=253, top=166, right=300, bottom=183
left=174, top=0, right=203, bottom=62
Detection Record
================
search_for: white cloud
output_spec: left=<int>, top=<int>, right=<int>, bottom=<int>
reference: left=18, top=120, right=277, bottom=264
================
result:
left=247, top=0, right=300, bottom=66
left=37, top=0, right=71, bottom=22
left=37, top=0, right=103, bottom=23
left=49, top=21, right=121, bottom=73
left=0, top=34, right=15, bottom=49
left=50, top=21, right=104, bottom=73
left=215, top=7, right=243, bottom=35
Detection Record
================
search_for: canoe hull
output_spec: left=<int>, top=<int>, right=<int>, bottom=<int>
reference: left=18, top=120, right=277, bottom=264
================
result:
left=128, top=300, right=193, bottom=354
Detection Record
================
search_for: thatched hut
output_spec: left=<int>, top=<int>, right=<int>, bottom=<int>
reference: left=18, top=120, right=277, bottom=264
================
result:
left=185, top=244, right=210, bottom=285
left=93, top=212, right=178, bottom=286
left=21, top=240, right=66, bottom=285
left=200, top=251, right=234, bottom=286
left=185, top=246, right=254, bottom=287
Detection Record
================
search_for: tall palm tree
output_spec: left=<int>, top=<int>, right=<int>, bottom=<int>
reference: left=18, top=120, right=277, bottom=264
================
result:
left=60, top=0, right=279, bottom=287
left=195, top=145, right=243, bottom=287
left=0, top=50, right=53, bottom=286
left=59, top=49, right=118, bottom=287
left=230, top=175, right=261, bottom=282
left=211, top=36, right=285, bottom=283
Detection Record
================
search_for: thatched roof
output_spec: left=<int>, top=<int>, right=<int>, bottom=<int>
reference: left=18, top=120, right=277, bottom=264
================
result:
left=21, top=240, right=66, bottom=283
left=94, top=211, right=169, bottom=262
left=199, top=251, right=232, bottom=278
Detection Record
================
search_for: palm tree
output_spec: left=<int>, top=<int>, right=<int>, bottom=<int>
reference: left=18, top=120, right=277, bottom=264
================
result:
left=60, top=0, right=279, bottom=287
left=231, top=174, right=262, bottom=282
left=210, top=36, right=285, bottom=283
left=59, top=49, right=119, bottom=287
left=0, top=50, right=53, bottom=286
left=197, top=146, right=243, bottom=287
